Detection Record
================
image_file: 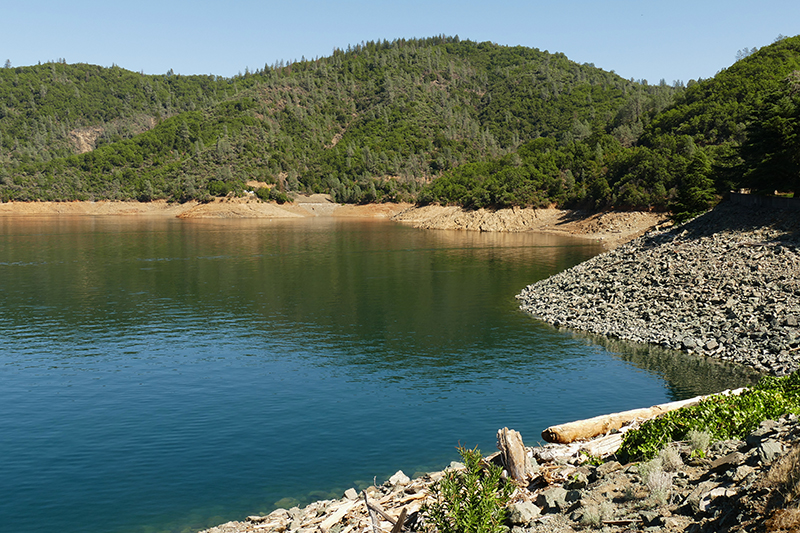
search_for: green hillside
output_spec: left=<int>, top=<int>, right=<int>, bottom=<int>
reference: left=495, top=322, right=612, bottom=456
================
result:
left=0, top=37, right=676, bottom=203
left=1, top=35, right=799, bottom=215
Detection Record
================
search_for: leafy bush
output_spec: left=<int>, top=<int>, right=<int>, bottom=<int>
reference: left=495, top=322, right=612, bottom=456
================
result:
left=421, top=446, right=513, bottom=533
left=619, top=372, right=800, bottom=462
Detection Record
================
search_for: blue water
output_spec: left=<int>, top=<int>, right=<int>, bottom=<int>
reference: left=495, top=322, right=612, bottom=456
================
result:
left=0, top=216, right=756, bottom=533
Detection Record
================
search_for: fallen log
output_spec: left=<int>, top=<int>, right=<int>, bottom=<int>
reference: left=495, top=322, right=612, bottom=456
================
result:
left=578, top=432, right=624, bottom=458
left=542, top=388, right=745, bottom=444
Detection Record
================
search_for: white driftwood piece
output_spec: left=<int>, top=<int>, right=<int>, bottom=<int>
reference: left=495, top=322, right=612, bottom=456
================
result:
left=497, top=427, right=531, bottom=483
left=319, top=499, right=360, bottom=533
left=541, top=388, right=746, bottom=444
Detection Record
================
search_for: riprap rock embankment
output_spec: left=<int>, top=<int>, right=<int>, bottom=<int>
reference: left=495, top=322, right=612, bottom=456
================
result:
left=517, top=202, right=800, bottom=376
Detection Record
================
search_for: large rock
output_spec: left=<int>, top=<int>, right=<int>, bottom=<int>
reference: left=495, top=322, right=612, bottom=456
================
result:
left=507, top=501, right=541, bottom=525
left=758, top=439, right=785, bottom=463
left=536, top=486, right=568, bottom=513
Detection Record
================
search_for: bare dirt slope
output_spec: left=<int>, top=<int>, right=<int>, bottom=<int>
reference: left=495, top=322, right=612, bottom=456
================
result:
left=0, top=199, right=669, bottom=248
left=392, top=205, right=671, bottom=249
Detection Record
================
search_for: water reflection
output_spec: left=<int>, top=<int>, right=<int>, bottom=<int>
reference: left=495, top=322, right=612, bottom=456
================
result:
left=557, top=329, right=762, bottom=398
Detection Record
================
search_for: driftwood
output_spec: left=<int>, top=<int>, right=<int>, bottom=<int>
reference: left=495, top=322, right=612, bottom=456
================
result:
left=389, top=508, right=408, bottom=533
left=497, top=427, right=531, bottom=483
left=319, top=500, right=360, bottom=533
left=365, top=493, right=380, bottom=533
left=542, top=388, right=746, bottom=444
left=578, top=432, right=625, bottom=458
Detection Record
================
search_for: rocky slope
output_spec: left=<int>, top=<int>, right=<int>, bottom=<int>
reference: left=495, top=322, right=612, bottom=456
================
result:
left=517, top=201, right=800, bottom=376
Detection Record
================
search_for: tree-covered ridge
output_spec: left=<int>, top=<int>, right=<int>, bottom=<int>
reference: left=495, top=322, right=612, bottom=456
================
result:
left=0, top=37, right=679, bottom=203
left=423, top=35, right=800, bottom=216
left=2, top=35, right=799, bottom=213
left=0, top=61, right=256, bottom=166
left=645, top=36, right=800, bottom=146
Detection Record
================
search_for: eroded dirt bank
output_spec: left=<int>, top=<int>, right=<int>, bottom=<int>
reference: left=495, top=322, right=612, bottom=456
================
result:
left=392, top=205, right=670, bottom=249
left=0, top=197, right=412, bottom=219
left=0, top=199, right=669, bottom=248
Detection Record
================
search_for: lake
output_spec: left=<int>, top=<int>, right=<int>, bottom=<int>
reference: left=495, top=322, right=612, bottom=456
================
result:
left=0, top=215, right=757, bottom=533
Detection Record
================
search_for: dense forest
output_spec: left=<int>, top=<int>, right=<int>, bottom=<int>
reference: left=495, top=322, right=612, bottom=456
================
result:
left=1, top=35, right=799, bottom=217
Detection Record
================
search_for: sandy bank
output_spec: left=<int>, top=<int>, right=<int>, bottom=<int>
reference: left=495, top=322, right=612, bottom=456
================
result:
left=0, top=199, right=668, bottom=248
left=392, top=205, right=670, bottom=249
left=0, top=197, right=413, bottom=220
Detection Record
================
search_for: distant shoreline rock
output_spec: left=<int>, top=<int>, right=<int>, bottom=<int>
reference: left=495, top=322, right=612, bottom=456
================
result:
left=517, top=201, right=800, bottom=376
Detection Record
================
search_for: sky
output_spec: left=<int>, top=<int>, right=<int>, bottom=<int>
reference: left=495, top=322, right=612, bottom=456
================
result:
left=2, top=0, right=799, bottom=84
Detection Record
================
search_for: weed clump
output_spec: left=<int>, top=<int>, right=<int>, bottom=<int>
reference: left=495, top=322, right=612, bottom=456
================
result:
left=421, top=446, right=513, bottom=533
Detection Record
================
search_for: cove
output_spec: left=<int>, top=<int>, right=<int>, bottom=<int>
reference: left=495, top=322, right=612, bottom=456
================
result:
left=0, top=216, right=756, bottom=533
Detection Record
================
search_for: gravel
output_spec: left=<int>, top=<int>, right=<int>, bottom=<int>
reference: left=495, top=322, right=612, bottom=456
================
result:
left=516, top=201, right=800, bottom=376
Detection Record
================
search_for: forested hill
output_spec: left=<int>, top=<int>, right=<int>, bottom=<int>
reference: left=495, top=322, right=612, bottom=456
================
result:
left=1, top=35, right=798, bottom=215
left=0, top=37, right=676, bottom=203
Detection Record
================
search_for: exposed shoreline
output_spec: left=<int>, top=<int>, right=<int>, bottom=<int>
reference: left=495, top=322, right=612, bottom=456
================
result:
left=0, top=197, right=669, bottom=249
left=517, top=200, right=800, bottom=377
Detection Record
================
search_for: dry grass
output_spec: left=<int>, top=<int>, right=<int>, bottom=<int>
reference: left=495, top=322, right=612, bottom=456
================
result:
left=765, top=445, right=800, bottom=532
left=687, top=430, right=712, bottom=456
left=658, top=445, right=684, bottom=472
left=765, top=508, right=800, bottom=533
left=637, top=457, right=674, bottom=507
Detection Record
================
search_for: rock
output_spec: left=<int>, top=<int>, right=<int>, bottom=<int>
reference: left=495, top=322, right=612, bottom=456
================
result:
left=507, top=501, right=541, bottom=525
left=731, top=465, right=756, bottom=482
left=343, top=488, right=358, bottom=500
left=639, top=510, right=662, bottom=527
left=595, top=460, right=623, bottom=478
left=698, top=487, right=736, bottom=514
left=710, top=451, right=745, bottom=472
left=757, top=439, right=785, bottom=463
left=564, top=471, right=588, bottom=490
left=682, top=481, right=717, bottom=513
left=388, top=470, right=410, bottom=487
left=663, top=516, right=691, bottom=529
left=536, top=486, right=568, bottom=513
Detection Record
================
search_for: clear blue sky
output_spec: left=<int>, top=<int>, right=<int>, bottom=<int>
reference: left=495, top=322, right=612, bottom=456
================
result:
left=3, top=0, right=798, bottom=84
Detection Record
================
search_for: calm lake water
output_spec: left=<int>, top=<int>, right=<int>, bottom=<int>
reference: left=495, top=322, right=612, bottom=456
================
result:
left=0, top=216, right=757, bottom=533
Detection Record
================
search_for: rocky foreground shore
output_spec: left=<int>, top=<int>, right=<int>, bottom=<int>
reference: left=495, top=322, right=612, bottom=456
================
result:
left=203, top=416, right=800, bottom=533
left=517, top=201, right=800, bottom=377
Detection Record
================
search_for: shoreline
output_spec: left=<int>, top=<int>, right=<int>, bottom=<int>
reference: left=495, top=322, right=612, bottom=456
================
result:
left=517, top=200, right=800, bottom=377
left=0, top=198, right=670, bottom=249
left=203, top=410, right=800, bottom=533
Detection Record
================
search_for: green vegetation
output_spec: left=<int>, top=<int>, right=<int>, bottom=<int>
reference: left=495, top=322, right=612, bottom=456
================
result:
left=1, top=35, right=799, bottom=215
left=618, top=372, right=800, bottom=462
left=421, top=446, right=513, bottom=533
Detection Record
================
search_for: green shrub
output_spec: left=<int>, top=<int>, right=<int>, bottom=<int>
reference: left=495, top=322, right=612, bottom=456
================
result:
left=421, top=447, right=513, bottom=533
left=619, top=372, right=800, bottom=462
left=207, top=179, right=232, bottom=197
